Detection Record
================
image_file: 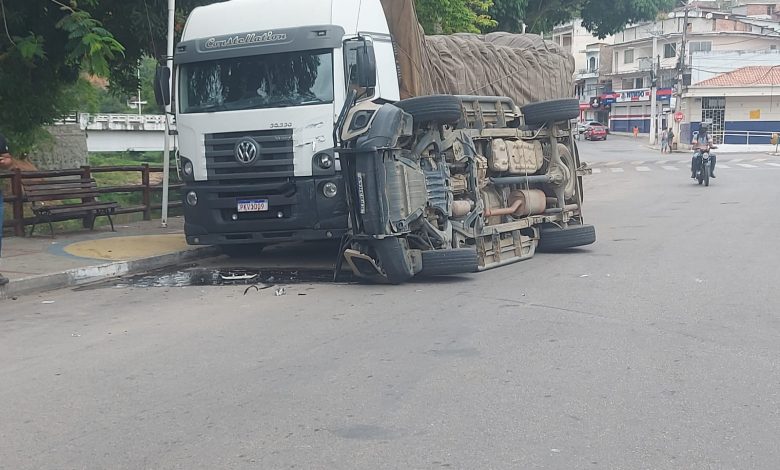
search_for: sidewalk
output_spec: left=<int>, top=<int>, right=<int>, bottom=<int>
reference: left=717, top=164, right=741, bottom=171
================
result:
left=0, top=217, right=219, bottom=299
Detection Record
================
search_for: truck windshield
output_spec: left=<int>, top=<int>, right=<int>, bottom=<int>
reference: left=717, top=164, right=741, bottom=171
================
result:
left=179, top=50, right=334, bottom=113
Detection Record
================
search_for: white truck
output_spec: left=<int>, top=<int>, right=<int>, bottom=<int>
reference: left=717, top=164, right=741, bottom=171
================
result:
left=158, top=0, right=595, bottom=282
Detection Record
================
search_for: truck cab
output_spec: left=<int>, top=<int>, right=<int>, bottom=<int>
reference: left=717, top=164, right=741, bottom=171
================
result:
left=172, top=0, right=398, bottom=248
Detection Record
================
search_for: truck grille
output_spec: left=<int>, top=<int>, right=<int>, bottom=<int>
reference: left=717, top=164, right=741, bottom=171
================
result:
left=204, top=129, right=296, bottom=221
left=204, top=129, right=294, bottom=185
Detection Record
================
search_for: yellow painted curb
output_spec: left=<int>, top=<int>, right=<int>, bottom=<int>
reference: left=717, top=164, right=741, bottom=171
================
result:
left=64, top=234, right=191, bottom=261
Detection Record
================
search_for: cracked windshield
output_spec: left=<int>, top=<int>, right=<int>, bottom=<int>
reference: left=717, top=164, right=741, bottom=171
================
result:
left=180, top=50, right=333, bottom=113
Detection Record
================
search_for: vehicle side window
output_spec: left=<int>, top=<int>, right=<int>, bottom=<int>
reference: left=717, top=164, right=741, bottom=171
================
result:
left=343, top=40, right=375, bottom=101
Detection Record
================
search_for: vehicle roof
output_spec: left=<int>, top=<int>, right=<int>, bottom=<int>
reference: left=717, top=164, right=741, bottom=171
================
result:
left=182, top=0, right=389, bottom=41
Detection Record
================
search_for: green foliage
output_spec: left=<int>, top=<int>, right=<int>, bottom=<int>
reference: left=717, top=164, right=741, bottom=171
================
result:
left=417, top=0, right=672, bottom=37
left=415, top=0, right=497, bottom=34
left=0, top=0, right=217, bottom=153
left=496, top=0, right=676, bottom=38
left=55, top=10, right=124, bottom=76
left=487, top=0, right=528, bottom=33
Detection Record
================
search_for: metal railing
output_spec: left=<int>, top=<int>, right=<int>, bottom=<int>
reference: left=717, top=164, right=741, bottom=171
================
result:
left=1, top=165, right=182, bottom=237
left=705, top=129, right=780, bottom=146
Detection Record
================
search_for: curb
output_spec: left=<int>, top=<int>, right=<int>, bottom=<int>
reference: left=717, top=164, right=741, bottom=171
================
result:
left=1, top=245, right=221, bottom=298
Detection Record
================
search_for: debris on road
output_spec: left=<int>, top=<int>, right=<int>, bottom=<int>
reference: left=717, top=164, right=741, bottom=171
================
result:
left=274, top=287, right=287, bottom=296
left=243, top=283, right=274, bottom=295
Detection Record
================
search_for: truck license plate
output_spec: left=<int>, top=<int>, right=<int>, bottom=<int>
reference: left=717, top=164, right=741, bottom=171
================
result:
left=237, top=199, right=269, bottom=212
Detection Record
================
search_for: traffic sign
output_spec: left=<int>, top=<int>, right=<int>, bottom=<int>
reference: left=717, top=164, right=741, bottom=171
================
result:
left=674, top=112, right=684, bottom=123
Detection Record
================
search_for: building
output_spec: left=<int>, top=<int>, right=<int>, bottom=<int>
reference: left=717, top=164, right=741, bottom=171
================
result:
left=681, top=65, right=780, bottom=147
left=550, top=21, right=614, bottom=124
left=600, top=7, right=780, bottom=135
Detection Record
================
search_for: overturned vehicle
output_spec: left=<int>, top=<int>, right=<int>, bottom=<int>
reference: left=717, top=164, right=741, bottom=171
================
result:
left=332, top=3, right=595, bottom=283
left=336, top=93, right=594, bottom=283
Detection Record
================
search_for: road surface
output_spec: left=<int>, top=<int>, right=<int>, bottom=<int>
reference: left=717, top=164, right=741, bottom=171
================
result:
left=2, top=136, right=779, bottom=469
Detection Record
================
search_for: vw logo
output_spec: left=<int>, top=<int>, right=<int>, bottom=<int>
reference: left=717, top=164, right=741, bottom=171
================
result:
left=234, top=137, right=259, bottom=165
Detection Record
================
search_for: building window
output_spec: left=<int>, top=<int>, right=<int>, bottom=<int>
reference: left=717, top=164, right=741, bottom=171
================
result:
left=634, top=77, right=644, bottom=88
left=664, top=43, right=677, bottom=58
left=689, top=41, right=712, bottom=53
left=588, top=57, right=597, bottom=72
left=622, top=78, right=634, bottom=89
left=624, top=49, right=634, bottom=63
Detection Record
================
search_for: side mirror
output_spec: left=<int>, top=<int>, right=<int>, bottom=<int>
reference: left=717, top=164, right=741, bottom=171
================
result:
left=355, top=42, right=377, bottom=89
left=154, top=65, right=171, bottom=107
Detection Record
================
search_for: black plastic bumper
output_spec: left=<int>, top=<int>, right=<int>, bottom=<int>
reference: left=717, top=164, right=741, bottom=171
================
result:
left=183, top=176, right=349, bottom=245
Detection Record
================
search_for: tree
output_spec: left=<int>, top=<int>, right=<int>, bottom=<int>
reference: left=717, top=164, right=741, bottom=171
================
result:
left=415, top=0, right=497, bottom=34
left=488, top=0, right=677, bottom=38
left=0, top=0, right=217, bottom=152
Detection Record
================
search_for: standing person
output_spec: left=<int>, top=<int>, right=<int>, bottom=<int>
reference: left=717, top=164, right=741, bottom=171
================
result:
left=633, top=126, right=639, bottom=138
left=667, top=127, right=675, bottom=153
left=0, top=131, right=11, bottom=285
left=660, top=128, right=669, bottom=153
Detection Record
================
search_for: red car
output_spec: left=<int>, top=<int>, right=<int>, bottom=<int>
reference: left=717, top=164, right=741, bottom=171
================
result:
left=584, top=125, right=607, bottom=141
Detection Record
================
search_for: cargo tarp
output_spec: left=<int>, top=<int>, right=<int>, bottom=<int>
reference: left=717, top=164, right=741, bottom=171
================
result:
left=379, top=0, right=574, bottom=107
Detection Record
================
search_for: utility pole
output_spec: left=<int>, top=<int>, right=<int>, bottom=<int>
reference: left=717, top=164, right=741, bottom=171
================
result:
left=673, top=2, right=690, bottom=150
left=657, top=54, right=663, bottom=140
left=649, top=34, right=659, bottom=146
left=161, top=0, right=175, bottom=228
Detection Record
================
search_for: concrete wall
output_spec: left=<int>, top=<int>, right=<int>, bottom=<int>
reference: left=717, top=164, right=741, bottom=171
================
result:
left=85, top=130, right=166, bottom=153
left=682, top=93, right=780, bottom=145
left=28, top=124, right=88, bottom=170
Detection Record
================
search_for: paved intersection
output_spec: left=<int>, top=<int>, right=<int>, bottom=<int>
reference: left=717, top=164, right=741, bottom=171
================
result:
left=588, top=157, right=780, bottom=173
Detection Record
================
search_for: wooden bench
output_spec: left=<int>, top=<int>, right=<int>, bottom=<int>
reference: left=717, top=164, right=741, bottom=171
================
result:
left=22, top=178, right=119, bottom=237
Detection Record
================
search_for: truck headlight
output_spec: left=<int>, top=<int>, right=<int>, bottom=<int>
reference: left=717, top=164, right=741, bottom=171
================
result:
left=186, top=191, right=198, bottom=206
left=322, top=182, right=338, bottom=198
left=183, top=160, right=193, bottom=177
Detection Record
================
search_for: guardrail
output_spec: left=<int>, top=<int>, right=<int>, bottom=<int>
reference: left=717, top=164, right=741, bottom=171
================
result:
left=715, top=130, right=780, bottom=146
left=1, top=165, right=182, bottom=237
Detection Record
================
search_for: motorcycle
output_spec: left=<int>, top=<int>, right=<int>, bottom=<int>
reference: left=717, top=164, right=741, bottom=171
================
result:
left=693, top=145, right=717, bottom=187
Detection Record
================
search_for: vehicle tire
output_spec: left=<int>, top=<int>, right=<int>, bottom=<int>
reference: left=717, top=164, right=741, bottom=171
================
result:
left=704, top=164, right=710, bottom=187
left=221, top=243, right=265, bottom=258
left=371, top=237, right=415, bottom=284
left=537, top=223, right=596, bottom=252
left=419, top=248, right=479, bottom=277
left=697, top=172, right=703, bottom=185
left=521, top=98, right=580, bottom=126
left=393, top=95, right=463, bottom=126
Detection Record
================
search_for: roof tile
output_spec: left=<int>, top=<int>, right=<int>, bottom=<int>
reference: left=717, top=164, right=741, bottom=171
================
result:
left=695, top=66, right=780, bottom=87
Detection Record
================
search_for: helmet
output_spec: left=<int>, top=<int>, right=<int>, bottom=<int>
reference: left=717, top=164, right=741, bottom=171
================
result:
left=699, top=123, right=710, bottom=132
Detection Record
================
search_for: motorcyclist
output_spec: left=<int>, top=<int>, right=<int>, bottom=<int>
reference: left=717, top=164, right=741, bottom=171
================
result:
left=691, top=123, right=717, bottom=179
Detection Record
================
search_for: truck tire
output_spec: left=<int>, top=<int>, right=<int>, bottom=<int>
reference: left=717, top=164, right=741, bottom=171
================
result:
left=522, top=98, right=580, bottom=126
left=419, top=248, right=479, bottom=277
left=537, top=223, right=596, bottom=252
left=393, top=95, right=463, bottom=126
left=221, top=243, right=265, bottom=258
left=371, top=237, right=416, bottom=284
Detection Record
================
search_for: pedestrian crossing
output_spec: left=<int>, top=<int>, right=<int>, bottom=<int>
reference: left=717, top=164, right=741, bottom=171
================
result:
left=587, top=158, right=780, bottom=173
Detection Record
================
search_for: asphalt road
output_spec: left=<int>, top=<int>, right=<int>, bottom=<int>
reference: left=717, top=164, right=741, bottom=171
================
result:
left=2, top=137, right=780, bottom=469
